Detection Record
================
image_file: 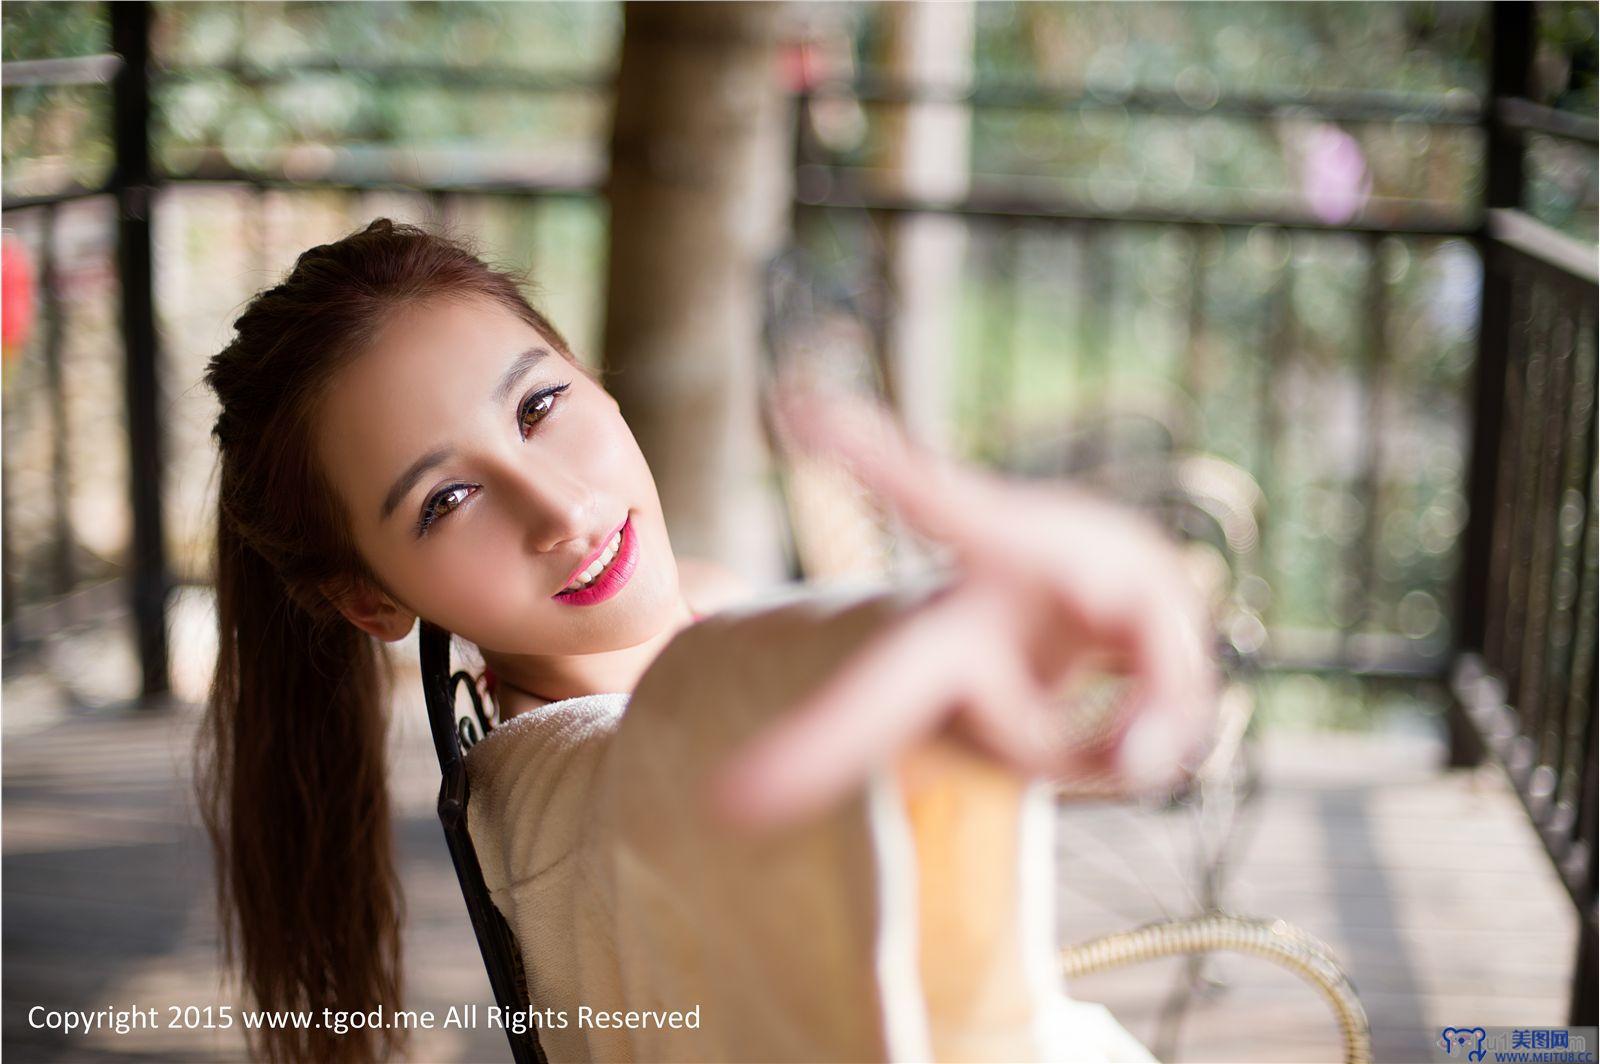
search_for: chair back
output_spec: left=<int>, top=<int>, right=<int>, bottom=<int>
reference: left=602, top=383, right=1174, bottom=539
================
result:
left=417, top=621, right=544, bottom=1064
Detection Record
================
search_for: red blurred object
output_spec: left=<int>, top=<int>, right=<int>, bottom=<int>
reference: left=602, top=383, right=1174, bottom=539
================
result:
left=3, top=237, right=38, bottom=359
left=779, top=40, right=822, bottom=94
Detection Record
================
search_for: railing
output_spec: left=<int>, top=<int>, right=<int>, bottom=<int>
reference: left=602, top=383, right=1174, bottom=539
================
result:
left=1452, top=3, right=1598, bottom=1026
left=780, top=2, right=1597, bottom=1020
left=0, top=9, right=168, bottom=689
left=1, top=34, right=138, bottom=668
left=1452, top=212, right=1596, bottom=1024
left=0, top=7, right=1505, bottom=702
left=785, top=84, right=1480, bottom=691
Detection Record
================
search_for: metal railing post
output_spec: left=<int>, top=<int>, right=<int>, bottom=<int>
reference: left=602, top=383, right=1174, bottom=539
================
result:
left=110, top=1, right=170, bottom=703
left=1454, top=1, right=1533, bottom=766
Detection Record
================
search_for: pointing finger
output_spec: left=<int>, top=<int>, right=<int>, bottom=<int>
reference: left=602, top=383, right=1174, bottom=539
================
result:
left=952, top=638, right=1068, bottom=777
left=768, top=384, right=1002, bottom=558
left=1114, top=594, right=1216, bottom=793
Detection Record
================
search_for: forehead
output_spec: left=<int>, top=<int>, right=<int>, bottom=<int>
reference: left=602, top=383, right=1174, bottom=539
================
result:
left=365, top=293, right=536, bottom=380
left=314, top=294, right=547, bottom=505
left=326, top=293, right=545, bottom=417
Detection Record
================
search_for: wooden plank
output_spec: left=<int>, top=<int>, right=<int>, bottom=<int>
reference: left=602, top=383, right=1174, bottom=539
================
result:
left=1056, top=729, right=1577, bottom=1063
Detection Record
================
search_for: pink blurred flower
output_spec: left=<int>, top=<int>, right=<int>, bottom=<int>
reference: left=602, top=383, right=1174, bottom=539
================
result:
left=1299, top=124, right=1372, bottom=225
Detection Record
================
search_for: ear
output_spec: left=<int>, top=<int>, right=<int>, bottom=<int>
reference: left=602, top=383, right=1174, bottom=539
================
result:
left=320, top=576, right=417, bottom=642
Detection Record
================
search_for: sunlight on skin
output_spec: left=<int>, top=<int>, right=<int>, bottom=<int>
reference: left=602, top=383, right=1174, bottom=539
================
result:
left=313, top=294, right=694, bottom=706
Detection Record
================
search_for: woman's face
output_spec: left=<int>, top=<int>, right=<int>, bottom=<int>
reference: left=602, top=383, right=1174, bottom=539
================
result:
left=314, top=293, right=683, bottom=656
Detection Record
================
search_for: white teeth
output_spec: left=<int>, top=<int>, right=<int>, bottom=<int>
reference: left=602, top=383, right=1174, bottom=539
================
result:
left=563, top=530, right=624, bottom=592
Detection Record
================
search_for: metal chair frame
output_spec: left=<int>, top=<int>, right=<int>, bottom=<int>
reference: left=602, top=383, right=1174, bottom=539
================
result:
left=418, top=620, right=545, bottom=1064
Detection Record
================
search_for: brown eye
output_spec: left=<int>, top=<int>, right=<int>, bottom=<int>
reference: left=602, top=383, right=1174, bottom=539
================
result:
left=518, top=383, right=570, bottom=438
left=431, top=487, right=469, bottom=517
left=418, top=485, right=472, bottom=537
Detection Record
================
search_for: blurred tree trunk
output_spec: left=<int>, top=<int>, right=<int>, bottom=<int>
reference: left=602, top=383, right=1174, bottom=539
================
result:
left=602, top=2, right=791, bottom=586
left=872, top=2, right=975, bottom=455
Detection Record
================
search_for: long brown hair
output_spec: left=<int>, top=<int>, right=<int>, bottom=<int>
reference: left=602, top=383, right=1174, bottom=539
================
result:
left=197, top=218, right=572, bottom=1063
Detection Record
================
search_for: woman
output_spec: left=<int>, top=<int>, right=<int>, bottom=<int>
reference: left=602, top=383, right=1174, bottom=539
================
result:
left=199, top=219, right=1213, bottom=1063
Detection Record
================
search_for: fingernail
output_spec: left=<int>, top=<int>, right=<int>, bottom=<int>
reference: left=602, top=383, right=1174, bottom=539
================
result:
left=1117, top=713, right=1182, bottom=793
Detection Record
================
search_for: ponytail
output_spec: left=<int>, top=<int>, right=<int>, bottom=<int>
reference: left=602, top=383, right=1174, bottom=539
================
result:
left=196, top=511, right=403, bottom=1063
left=197, top=217, right=577, bottom=1061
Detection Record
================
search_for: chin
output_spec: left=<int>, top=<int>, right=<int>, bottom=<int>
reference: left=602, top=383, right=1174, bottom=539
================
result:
left=594, top=585, right=682, bottom=650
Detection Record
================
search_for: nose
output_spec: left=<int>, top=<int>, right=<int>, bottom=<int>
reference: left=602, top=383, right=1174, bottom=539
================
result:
left=497, top=458, right=599, bottom=555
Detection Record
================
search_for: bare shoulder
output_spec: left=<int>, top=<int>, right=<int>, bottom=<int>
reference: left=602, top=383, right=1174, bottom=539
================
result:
left=675, top=556, right=756, bottom=617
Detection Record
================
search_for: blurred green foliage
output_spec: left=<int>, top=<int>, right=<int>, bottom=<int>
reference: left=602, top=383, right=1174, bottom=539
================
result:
left=2, top=3, right=112, bottom=189
left=966, top=3, right=1483, bottom=94
left=1, top=1, right=105, bottom=60
left=2, top=2, right=1595, bottom=732
left=150, top=1, right=617, bottom=177
left=1528, top=1, right=1600, bottom=239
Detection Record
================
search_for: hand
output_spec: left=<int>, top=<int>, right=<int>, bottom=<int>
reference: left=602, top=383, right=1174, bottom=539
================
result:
left=706, top=386, right=1218, bottom=831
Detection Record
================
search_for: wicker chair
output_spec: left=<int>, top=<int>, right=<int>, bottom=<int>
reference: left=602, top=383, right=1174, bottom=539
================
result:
left=1062, top=913, right=1372, bottom=1064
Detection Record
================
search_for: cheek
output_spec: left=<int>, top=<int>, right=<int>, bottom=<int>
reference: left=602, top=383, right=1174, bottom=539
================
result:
left=376, top=405, right=676, bottom=651
left=593, top=406, right=665, bottom=508
left=570, top=406, right=643, bottom=482
left=444, top=538, right=518, bottom=598
left=366, top=497, right=527, bottom=618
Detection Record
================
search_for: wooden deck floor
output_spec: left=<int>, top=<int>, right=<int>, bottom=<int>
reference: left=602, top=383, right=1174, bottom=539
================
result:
left=2, top=670, right=1577, bottom=1062
left=1057, top=726, right=1579, bottom=1063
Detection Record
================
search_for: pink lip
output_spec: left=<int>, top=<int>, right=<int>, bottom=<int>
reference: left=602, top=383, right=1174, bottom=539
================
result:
left=558, top=517, right=629, bottom=590
left=551, top=517, right=637, bottom=606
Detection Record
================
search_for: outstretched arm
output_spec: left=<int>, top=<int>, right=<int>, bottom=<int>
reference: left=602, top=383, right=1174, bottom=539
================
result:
left=708, top=387, right=1218, bottom=831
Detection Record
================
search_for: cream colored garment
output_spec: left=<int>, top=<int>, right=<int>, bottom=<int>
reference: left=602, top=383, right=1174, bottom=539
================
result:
left=464, top=582, right=1157, bottom=1063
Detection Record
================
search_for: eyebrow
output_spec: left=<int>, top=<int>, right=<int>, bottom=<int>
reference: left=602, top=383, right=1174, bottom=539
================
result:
left=378, top=346, right=551, bottom=524
left=491, top=346, right=550, bottom=405
left=379, top=446, right=453, bottom=524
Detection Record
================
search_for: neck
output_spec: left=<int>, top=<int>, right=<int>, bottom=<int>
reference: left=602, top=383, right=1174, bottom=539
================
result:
left=483, top=596, right=696, bottom=718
